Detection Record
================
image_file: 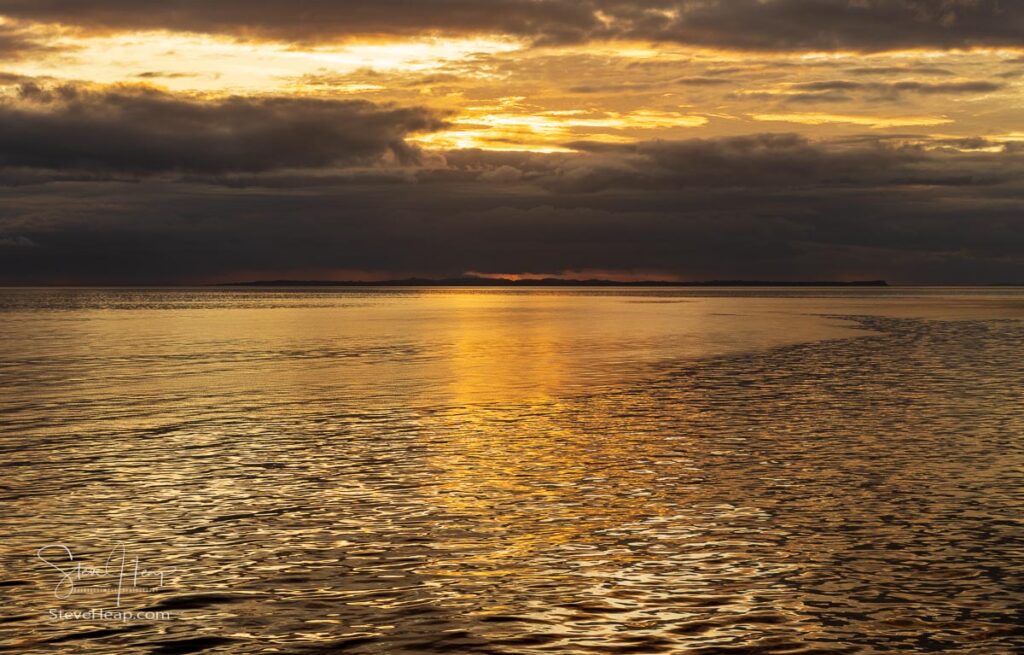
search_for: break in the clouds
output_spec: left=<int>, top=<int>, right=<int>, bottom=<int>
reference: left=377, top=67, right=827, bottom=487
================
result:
left=1, top=1, right=1023, bottom=51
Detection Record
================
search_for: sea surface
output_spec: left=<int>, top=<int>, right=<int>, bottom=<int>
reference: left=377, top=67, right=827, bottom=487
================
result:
left=1, top=287, right=1022, bottom=654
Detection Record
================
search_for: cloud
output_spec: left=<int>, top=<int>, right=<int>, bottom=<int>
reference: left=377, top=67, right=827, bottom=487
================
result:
left=544, top=133, right=1018, bottom=192
left=632, top=0, right=1024, bottom=52
left=0, top=234, right=35, bottom=248
left=886, top=80, right=1004, bottom=94
left=775, top=78, right=1004, bottom=104
left=0, top=20, right=60, bottom=60
left=2, top=133, right=1022, bottom=284
left=1, top=1, right=1022, bottom=52
left=0, top=83, right=447, bottom=175
left=793, top=79, right=1004, bottom=95
left=0, top=70, right=32, bottom=83
left=782, top=92, right=857, bottom=104
left=569, top=81, right=655, bottom=93
left=1, top=7, right=1020, bottom=286
left=133, top=71, right=201, bottom=79
left=847, top=66, right=955, bottom=76
left=0, top=1, right=600, bottom=44
left=676, top=76, right=733, bottom=86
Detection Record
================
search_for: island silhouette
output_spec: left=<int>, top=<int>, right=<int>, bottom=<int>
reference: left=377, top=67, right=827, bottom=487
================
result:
left=219, top=277, right=888, bottom=287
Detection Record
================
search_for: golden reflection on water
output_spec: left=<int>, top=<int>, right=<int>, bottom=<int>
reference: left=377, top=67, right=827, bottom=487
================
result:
left=441, top=292, right=569, bottom=402
left=1, top=288, right=1023, bottom=654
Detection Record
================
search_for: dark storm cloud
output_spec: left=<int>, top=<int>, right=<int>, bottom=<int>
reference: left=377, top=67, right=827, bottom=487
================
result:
left=626, top=0, right=1024, bottom=52
left=0, top=83, right=446, bottom=174
left=537, top=134, right=1021, bottom=193
left=0, top=0, right=601, bottom=43
left=2, top=133, right=1022, bottom=284
left=1, top=1, right=1022, bottom=51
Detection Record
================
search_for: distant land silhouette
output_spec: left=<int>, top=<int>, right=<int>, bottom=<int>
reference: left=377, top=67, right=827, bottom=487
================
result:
left=220, top=277, right=889, bottom=288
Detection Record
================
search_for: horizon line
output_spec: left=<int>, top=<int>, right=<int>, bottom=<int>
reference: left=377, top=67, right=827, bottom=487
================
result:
left=5, top=279, right=1024, bottom=288
left=212, top=277, right=891, bottom=288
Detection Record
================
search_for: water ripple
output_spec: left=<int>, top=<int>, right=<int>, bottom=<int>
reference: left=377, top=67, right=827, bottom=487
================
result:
left=1, top=291, right=1022, bottom=654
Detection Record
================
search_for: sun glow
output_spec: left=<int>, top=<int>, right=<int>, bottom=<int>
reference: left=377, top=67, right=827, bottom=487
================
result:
left=751, top=112, right=954, bottom=128
left=414, top=109, right=708, bottom=151
left=3, top=30, right=522, bottom=92
left=1, top=15, right=1017, bottom=154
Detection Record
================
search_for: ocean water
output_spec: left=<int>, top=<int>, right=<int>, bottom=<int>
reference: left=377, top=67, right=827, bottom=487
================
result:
left=1, top=287, right=1022, bottom=654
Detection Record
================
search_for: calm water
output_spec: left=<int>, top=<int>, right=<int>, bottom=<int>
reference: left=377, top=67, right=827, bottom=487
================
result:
left=1, top=287, right=1022, bottom=654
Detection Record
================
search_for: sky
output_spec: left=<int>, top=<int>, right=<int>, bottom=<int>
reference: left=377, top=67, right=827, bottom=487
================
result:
left=0, top=1, right=1022, bottom=284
